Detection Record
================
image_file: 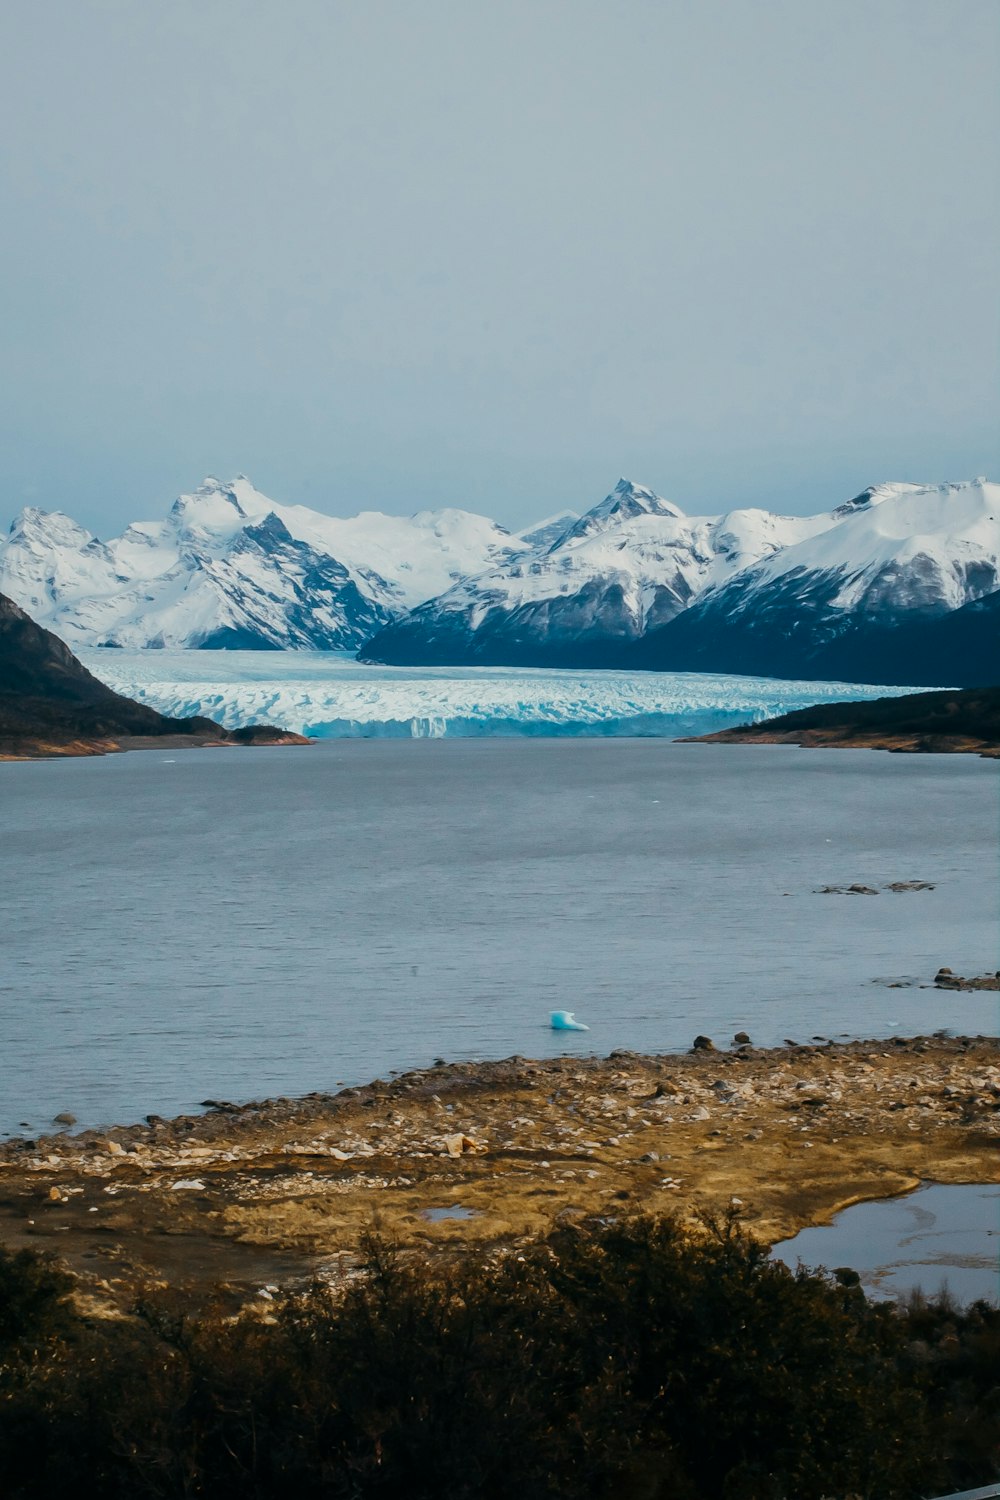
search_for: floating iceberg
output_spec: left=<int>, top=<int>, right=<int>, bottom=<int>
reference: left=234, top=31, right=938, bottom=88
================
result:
left=77, top=649, right=926, bottom=741
left=550, top=1011, right=589, bottom=1032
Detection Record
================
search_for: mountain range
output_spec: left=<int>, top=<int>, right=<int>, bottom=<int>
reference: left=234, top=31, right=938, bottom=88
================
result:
left=1, top=474, right=997, bottom=686
left=0, top=476, right=526, bottom=653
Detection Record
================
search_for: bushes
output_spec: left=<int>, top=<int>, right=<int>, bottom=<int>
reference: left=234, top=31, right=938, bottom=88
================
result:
left=0, top=1244, right=74, bottom=1351
left=0, top=1217, right=997, bottom=1499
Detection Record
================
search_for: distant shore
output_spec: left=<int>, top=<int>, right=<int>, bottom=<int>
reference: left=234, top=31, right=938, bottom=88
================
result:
left=685, top=683, right=1000, bottom=757
left=688, top=727, right=1000, bottom=756
left=1, top=1034, right=996, bottom=1310
left=0, top=726, right=311, bottom=761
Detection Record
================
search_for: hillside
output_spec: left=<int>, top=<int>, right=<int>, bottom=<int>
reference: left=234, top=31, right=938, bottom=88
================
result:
left=0, top=593, right=306, bottom=757
left=687, top=684, right=1000, bottom=755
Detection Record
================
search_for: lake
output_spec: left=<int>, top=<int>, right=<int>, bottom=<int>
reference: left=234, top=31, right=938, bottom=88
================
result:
left=1, top=739, right=996, bottom=1135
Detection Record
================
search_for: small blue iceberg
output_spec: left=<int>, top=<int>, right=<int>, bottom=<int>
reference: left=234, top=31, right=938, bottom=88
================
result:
left=550, top=1010, right=589, bottom=1032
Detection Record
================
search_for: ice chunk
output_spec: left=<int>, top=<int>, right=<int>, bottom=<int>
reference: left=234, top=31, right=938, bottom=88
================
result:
left=550, top=1011, right=589, bottom=1032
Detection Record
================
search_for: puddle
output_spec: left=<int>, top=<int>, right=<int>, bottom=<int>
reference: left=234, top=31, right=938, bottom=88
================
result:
left=422, top=1205, right=476, bottom=1223
left=772, top=1183, right=1000, bottom=1305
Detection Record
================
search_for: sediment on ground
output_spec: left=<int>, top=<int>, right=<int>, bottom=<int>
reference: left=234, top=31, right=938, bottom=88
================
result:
left=1, top=1034, right=996, bottom=1311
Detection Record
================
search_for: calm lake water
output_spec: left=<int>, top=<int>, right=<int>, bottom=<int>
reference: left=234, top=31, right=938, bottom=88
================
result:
left=1, top=740, right=997, bottom=1135
left=774, top=1183, right=1000, bottom=1305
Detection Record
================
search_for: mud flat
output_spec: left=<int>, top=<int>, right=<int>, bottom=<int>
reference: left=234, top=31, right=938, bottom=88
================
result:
left=1, top=1035, right=996, bottom=1310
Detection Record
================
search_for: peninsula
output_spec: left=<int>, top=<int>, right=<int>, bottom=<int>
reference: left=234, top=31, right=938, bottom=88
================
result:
left=687, top=684, right=1000, bottom=756
left=0, top=591, right=308, bottom=758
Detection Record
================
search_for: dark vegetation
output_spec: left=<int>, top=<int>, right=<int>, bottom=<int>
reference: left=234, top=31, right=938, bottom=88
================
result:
left=699, top=683, right=1000, bottom=750
left=1, top=1214, right=997, bottom=1499
left=0, top=592, right=301, bottom=752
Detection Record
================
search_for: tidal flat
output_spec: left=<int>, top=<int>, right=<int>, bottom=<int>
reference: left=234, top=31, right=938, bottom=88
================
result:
left=1, top=1035, right=996, bottom=1310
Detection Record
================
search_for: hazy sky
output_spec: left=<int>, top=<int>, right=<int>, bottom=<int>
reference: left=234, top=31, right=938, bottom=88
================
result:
left=1, top=0, right=997, bottom=535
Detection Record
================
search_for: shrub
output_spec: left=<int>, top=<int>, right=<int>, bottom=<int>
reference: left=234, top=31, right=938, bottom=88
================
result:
left=0, top=1216, right=996, bottom=1499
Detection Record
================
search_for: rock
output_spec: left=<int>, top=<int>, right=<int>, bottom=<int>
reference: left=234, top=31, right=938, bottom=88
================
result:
left=105, top=1140, right=126, bottom=1156
left=47, top=1186, right=61, bottom=1201
left=934, top=968, right=1000, bottom=990
left=732, top=1031, right=751, bottom=1045
left=691, top=1035, right=716, bottom=1051
left=53, top=1112, right=76, bottom=1127
left=885, top=881, right=935, bottom=892
left=817, top=884, right=879, bottom=895
left=688, top=1105, right=711, bottom=1121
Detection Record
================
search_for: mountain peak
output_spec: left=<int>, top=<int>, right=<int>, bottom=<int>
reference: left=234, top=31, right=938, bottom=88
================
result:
left=7, top=507, right=96, bottom=548
left=169, top=478, right=252, bottom=534
left=565, top=479, right=684, bottom=540
left=832, top=481, right=932, bottom=519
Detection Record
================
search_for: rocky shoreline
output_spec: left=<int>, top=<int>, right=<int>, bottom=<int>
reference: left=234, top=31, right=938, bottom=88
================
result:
left=1, top=1034, right=996, bottom=1311
left=0, top=726, right=311, bottom=760
left=684, top=684, right=1000, bottom=757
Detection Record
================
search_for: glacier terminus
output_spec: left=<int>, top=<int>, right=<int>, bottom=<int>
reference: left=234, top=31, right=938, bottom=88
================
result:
left=78, top=649, right=927, bottom=740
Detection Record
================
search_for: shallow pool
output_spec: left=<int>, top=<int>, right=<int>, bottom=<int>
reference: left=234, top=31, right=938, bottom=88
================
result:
left=772, top=1182, right=1000, bottom=1304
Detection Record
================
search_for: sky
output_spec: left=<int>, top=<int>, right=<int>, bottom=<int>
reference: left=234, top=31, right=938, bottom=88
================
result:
left=1, top=0, right=998, bottom=536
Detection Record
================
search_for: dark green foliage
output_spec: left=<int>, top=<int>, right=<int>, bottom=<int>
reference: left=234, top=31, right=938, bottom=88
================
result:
left=0, top=1216, right=997, bottom=1499
left=0, top=1244, right=74, bottom=1351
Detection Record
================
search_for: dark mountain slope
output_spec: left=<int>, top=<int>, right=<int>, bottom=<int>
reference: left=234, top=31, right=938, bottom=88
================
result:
left=688, top=683, right=1000, bottom=755
left=634, top=581, right=1000, bottom=688
left=0, top=592, right=306, bottom=756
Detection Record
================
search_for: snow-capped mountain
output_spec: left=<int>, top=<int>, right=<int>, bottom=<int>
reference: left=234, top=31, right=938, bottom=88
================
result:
left=0, top=476, right=527, bottom=650
left=359, top=479, right=832, bottom=667
left=635, top=478, right=1000, bottom=685
left=4, top=472, right=996, bottom=685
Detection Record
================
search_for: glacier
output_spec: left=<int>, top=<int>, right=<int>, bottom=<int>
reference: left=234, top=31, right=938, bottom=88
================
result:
left=78, top=648, right=928, bottom=739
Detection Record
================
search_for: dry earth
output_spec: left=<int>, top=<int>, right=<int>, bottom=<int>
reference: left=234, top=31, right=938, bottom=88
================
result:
left=1, top=1035, right=997, bottom=1312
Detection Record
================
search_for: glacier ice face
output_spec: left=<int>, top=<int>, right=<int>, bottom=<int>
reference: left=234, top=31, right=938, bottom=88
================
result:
left=78, top=648, right=928, bottom=740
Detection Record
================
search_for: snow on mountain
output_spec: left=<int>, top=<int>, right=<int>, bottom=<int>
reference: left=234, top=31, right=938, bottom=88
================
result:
left=517, top=510, right=580, bottom=549
left=78, top=647, right=922, bottom=740
left=5, top=471, right=995, bottom=681
left=0, top=476, right=526, bottom=651
left=360, top=478, right=830, bottom=667
left=753, top=478, right=1000, bottom=610
left=635, top=479, right=1000, bottom=685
